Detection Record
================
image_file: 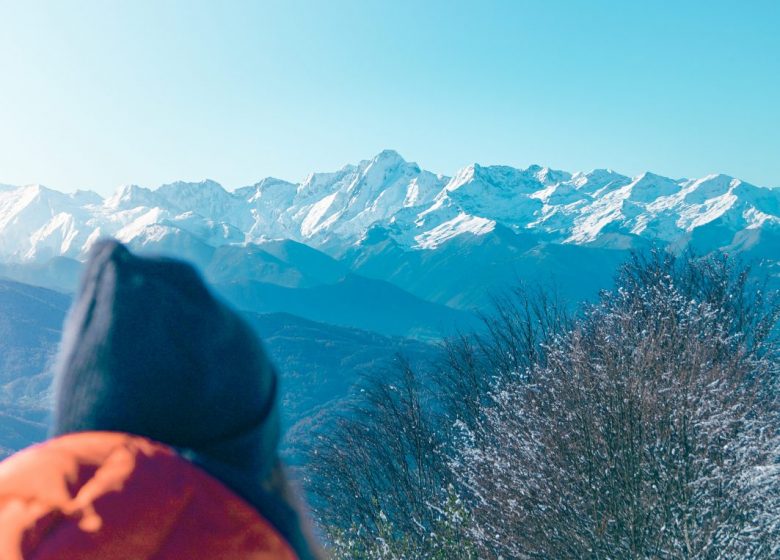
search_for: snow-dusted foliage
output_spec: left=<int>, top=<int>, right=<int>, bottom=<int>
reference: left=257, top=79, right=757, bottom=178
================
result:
left=454, top=252, right=779, bottom=559
left=305, top=359, right=477, bottom=559
left=310, top=252, right=779, bottom=559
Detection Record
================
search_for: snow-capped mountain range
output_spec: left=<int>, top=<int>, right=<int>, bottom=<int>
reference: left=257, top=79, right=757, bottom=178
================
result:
left=1, top=149, right=778, bottom=264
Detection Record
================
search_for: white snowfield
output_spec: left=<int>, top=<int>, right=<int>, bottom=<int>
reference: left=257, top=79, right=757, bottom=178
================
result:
left=0, top=149, right=778, bottom=262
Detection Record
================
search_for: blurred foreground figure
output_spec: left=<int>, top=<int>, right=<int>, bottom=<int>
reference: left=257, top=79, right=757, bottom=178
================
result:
left=0, top=240, right=321, bottom=560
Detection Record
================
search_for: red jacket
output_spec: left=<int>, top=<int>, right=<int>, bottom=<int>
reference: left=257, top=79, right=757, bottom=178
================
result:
left=0, top=432, right=298, bottom=560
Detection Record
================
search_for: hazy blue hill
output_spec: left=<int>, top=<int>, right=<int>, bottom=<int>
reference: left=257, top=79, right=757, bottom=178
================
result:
left=0, top=279, right=69, bottom=383
left=0, top=257, right=82, bottom=294
left=0, top=279, right=70, bottom=457
left=204, top=240, right=348, bottom=288
left=343, top=225, right=628, bottom=309
left=246, top=312, right=434, bottom=459
left=0, top=242, right=479, bottom=339
left=215, top=273, right=480, bottom=338
left=0, top=280, right=437, bottom=460
left=254, top=239, right=349, bottom=284
left=0, top=412, right=47, bottom=456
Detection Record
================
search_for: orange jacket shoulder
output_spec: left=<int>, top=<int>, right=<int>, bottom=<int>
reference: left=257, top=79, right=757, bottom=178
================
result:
left=0, top=432, right=297, bottom=560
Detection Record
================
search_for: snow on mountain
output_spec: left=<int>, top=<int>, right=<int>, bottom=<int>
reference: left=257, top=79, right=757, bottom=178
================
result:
left=0, top=151, right=778, bottom=264
left=105, top=183, right=162, bottom=211
left=570, top=169, right=630, bottom=195
left=439, top=163, right=548, bottom=224
left=289, top=149, right=446, bottom=246
left=156, top=179, right=253, bottom=231
left=239, top=178, right=299, bottom=241
left=0, top=185, right=101, bottom=261
left=414, top=213, right=496, bottom=250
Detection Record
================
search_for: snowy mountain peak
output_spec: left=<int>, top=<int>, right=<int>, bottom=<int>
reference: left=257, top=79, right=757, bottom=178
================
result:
left=254, top=177, right=297, bottom=190
left=682, top=174, right=738, bottom=204
left=446, top=163, right=541, bottom=193
left=533, top=166, right=572, bottom=186
left=158, top=179, right=227, bottom=197
left=571, top=169, right=630, bottom=194
left=370, top=149, right=408, bottom=168
left=625, top=172, right=682, bottom=202
left=106, top=184, right=159, bottom=210
left=71, top=189, right=103, bottom=206
left=237, top=177, right=297, bottom=202
left=155, top=179, right=238, bottom=220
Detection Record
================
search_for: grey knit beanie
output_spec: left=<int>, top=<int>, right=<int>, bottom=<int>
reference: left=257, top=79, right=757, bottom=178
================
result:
left=52, top=239, right=280, bottom=476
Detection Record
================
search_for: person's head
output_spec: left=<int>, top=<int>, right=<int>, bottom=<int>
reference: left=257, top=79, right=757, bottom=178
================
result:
left=52, top=238, right=280, bottom=475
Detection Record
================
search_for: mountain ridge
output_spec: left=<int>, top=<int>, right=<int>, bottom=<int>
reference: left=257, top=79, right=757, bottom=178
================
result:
left=1, top=150, right=777, bottom=265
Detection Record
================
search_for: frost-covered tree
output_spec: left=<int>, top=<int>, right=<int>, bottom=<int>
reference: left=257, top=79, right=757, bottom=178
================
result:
left=306, top=251, right=778, bottom=559
left=454, top=252, right=779, bottom=559
left=306, top=357, right=477, bottom=559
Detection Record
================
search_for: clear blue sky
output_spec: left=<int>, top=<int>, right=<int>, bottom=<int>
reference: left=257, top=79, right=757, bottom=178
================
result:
left=1, top=0, right=778, bottom=194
